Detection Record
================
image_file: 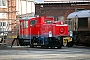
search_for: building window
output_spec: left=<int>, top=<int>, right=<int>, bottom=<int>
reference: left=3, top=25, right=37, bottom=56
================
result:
left=0, top=21, right=7, bottom=31
left=0, top=13, right=6, bottom=18
left=0, top=22, right=6, bottom=26
left=0, top=0, right=6, bottom=8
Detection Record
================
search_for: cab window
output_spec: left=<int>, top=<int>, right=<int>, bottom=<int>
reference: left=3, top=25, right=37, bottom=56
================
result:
left=30, top=20, right=37, bottom=26
left=45, top=20, right=52, bottom=24
left=20, top=21, right=24, bottom=29
left=24, top=21, right=28, bottom=28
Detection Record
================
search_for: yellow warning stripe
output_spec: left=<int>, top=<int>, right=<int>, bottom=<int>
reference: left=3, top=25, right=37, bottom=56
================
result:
left=7, top=35, right=17, bottom=38
left=63, top=37, right=72, bottom=42
left=0, top=35, right=17, bottom=38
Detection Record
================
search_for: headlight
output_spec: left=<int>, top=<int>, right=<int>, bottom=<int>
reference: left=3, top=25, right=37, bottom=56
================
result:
left=69, top=30, right=73, bottom=37
left=49, top=31, right=52, bottom=37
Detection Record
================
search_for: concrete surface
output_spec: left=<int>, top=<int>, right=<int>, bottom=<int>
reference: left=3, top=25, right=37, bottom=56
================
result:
left=0, top=46, right=90, bottom=60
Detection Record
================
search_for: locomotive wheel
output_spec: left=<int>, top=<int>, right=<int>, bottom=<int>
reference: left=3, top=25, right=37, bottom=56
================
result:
left=67, top=41, right=74, bottom=47
left=58, top=46, right=61, bottom=49
left=57, top=43, right=62, bottom=49
left=20, top=44, right=25, bottom=46
left=41, top=45, right=48, bottom=49
left=19, top=39, right=25, bottom=46
left=58, top=37, right=63, bottom=49
left=30, top=45, right=34, bottom=48
left=58, top=43, right=62, bottom=49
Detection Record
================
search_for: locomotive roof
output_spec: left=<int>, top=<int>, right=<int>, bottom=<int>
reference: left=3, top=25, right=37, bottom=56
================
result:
left=20, top=17, right=35, bottom=20
left=20, top=16, right=54, bottom=20
left=67, top=10, right=90, bottom=18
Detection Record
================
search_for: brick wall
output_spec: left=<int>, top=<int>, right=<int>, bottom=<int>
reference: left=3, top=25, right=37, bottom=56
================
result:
left=35, top=2, right=90, bottom=20
left=0, top=0, right=17, bottom=45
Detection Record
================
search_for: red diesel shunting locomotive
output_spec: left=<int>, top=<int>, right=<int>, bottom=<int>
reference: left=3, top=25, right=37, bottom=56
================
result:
left=18, top=16, right=73, bottom=48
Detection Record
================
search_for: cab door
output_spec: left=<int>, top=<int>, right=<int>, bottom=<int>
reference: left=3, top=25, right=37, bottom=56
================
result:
left=20, top=20, right=28, bottom=38
left=23, top=20, right=28, bottom=37
left=20, top=20, right=24, bottom=38
left=29, top=20, right=38, bottom=36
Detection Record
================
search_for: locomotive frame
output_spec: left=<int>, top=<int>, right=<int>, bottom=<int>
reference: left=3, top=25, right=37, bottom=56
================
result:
left=67, top=10, right=90, bottom=46
left=18, top=16, right=74, bottom=48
